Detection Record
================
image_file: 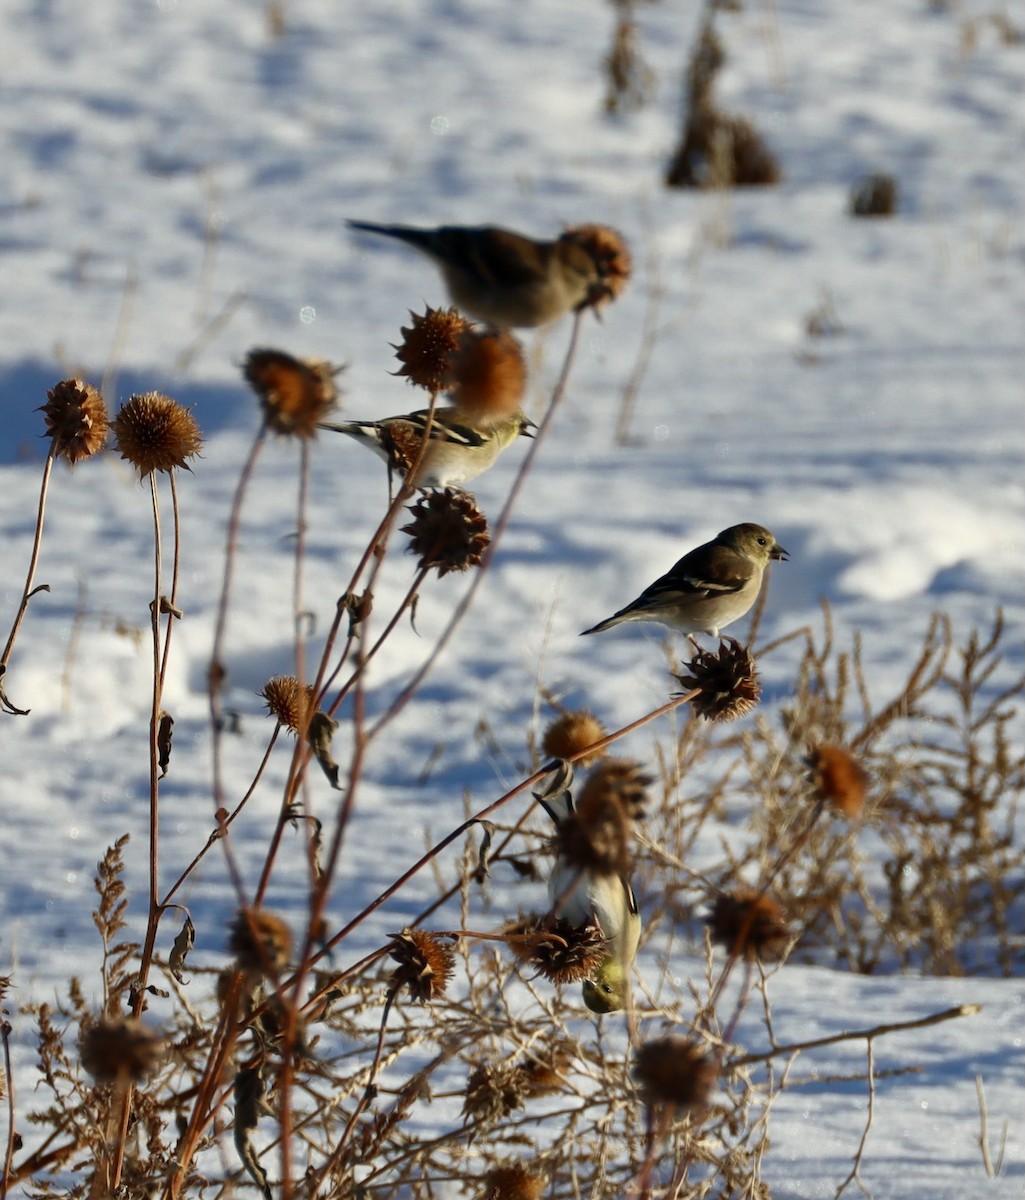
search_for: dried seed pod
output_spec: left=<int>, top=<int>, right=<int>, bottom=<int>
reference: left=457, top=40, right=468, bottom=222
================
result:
left=402, top=487, right=490, bottom=576
left=260, top=675, right=316, bottom=734
left=707, top=886, right=790, bottom=962
left=228, top=908, right=293, bottom=976
left=541, top=710, right=607, bottom=767
left=808, top=743, right=868, bottom=819
left=39, top=378, right=109, bottom=465
left=112, top=392, right=202, bottom=475
left=508, top=913, right=607, bottom=985
left=388, top=929, right=455, bottom=1003
left=483, top=1163, right=547, bottom=1200
left=394, top=305, right=472, bottom=393
left=447, top=328, right=526, bottom=420
left=80, top=1018, right=163, bottom=1084
left=633, top=1035, right=717, bottom=1114
left=675, top=637, right=761, bottom=722
left=463, top=1062, right=524, bottom=1124
left=556, top=758, right=650, bottom=878
left=244, top=348, right=341, bottom=437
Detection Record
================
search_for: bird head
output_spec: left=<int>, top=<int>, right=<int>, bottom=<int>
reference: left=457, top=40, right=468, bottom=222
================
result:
left=718, top=523, right=789, bottom=567
left=581, top=956, right=629, bottom=1014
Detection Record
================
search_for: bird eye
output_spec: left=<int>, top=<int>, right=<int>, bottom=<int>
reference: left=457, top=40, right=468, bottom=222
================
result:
left=757, top=537, right=767, bottom=546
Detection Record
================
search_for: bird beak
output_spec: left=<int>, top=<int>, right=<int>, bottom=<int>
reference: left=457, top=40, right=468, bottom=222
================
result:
left=520, top=417, right=537, bottom=439
left=772, top=545, right=789, bottom=562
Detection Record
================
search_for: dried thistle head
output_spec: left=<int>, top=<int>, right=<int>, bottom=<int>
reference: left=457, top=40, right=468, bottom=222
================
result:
left=707, top=887, right=790, bottom=962
left=112, top=392, right=202, bottom=475
left=463, top=1062, right=524, bottom=1125
left=675, top=637, right=761, bottom=722
left=556, top=758, right=649, bottom=878
left=516, top=1042, right=572, bottom=1098
left=39, top=378, right=109, bottom=465
left=402, top=488, right=490, bottom=576
left=228, top=907, right=293, bottom=976
left=808, top=743, right=868, bottom=819
left=507, top=914, right=607, bottom=985
left=541, top=710, right=607, bottom=767
left=260, top=675, right=316, bottom=734
left=447, top=328, right=526, bottom=421
left=244, top=348, right=340, bottom=437
left=388, top=929, right=455, bottom=1003
left=633, top=1036, right=717, bottom=1114
left=393, top=305, right=471, bottom=393
left=562, top=224, right=632, bottom=311
left=483, top=1163, right=547, bottom=1200
left=80, top=1018, right=163, bottom=1084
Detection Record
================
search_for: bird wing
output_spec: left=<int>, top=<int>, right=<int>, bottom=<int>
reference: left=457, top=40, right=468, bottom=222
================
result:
left=400, top=408, right=491, bottom=447
left=443, top=226, right=551, bottom=289
left=634, top=544, right=751, bottom=605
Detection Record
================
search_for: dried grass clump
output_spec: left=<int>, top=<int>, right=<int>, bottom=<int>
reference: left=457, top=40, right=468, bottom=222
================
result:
left=112, top=392, right=202, bottom=475
left=603, top=8, right=655, bottom=114
left=39, top=378, right=109, bottom=465
left=243, top=347, right=341, bottom=436
left=402, top=487, right=490, bottom=576
left=393, top=305, right=472, bottom=394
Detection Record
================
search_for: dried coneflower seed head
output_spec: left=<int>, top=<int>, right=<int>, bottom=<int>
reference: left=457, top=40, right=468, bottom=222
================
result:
left=563, top=224, right=632, bottom=310
left=113, top=392, right=202, bottom=475
left=484, top=1163, right=547, bottom=1200
left=463, top=1062, right=524, bottom=1124
left=675, top=636, right=761, bottom=722
left=808, top=743, right=868, bottom=819
left=633, top=1036, right=717, bottom=1114
left=388, top=929, right=455, bottom=1003
left=707, top=887, right=790, bottom=962
left=447, top=329, right=526, bottom=421
left=516, top=1044, right=572, bottom=1098
left=542, top=711, right=607, bottom=767
left=244, top=348, right=340, bottom=437
left=402, top=488, right=490, bottom=576
left=260, top=675, right=316, bottom=734
left=394, top=306, right=471, bottom=393
left=229, top=908, right=293, bottom=975
left=80, top=1018, right=163, bottom=1084
left=557, top=758, right=649, bottom=878
left=509, top=914, right=607, bottom=984
left=39, top=378, right=109, bottom=465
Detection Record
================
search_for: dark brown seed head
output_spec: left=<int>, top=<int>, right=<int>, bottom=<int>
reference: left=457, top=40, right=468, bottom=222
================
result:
left=388, top=928, right=455, bottom=1003
left=556, top=758, right=650, bottom=878
left=80, top=1018, right=163, bottom=1084
left=676, top=636, right=761, bottom=722
left=483, top=1163, right=547, bottom=1200
left=244, top=347, right=341, bottom=437
left=402, top=488, right=490, bottom=576
left=541, top=710, right=607, bottom=767
left=260, top=675, right=316, bottom=734
left=808, top=743, right=868, bottom=819
left=447, top=328, right=526, bottom=421
left=228, top=907, right=293, bottom=976
left=112, top=392, right=202, bottom=475
left=633, top=1035, right=717, bottom=1114
left=39, top=378, right=109, bottom=465
left=393, top=306, right=472, bottom=394
left=507, top=913, right=607, bottom=985
left=707, top=886, right=790, bottom=962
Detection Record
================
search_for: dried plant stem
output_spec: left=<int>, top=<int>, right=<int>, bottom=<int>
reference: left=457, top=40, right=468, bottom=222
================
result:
left=293, top=438, right=311, bottom=686
left=1, top=1014, right=15, bottom=1199
left=834, top=1038, right=875, bottom=1198
left=0, top=447, right=55, bottom=713
left=157, top=471, right=182, bottom=692
left=209, top=425, right=268, bottom=809
left=370, top=311, right=586, bottom=738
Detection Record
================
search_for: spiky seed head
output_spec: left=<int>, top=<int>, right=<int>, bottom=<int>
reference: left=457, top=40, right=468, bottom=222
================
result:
left=388, top=929, right=455, bottom=1003
left=112, top=392, right=202, bottom=475
left=39, top=378, right=109, bottom=465
left=228, top=907, right=293, bottom=976
left=541, top=710, right=607, bottom=767
left=260, top=675, right=316, bottom=734
left=393, top=305, right=472, bottom=393
left=80, top=1018, right=163, bottom=1084
left=446, top=328, right=527, bottom=421
left=557, top=758, right=650, bottom=878
left=707, top=887, right=790, bottom=962
left=676, top=636, right=761, bottom=722
left=808, top=743, right=868, bottom=819
left=484, top=1163, right=547, bottom=1200
left=507, top=913, right=608, bottom=985
left=516, top=1043, right=572, bottom=1097
left=633, top=1035, right=717, bottom=1114
left=243, top=347, right=340, bottom=437
left=563, top=223, right=632, bottom=309
left=463, top=1063, right=525, bottom=1125
left=402, top=488, right=490, bottom=576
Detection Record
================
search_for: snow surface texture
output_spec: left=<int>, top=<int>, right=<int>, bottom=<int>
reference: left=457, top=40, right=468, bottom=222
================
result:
left=1, top=0, right=1023, bottom=1195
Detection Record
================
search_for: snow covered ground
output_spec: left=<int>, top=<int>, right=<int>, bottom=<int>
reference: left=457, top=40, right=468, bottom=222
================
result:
left=1, top=0, right=1023, bottom=1194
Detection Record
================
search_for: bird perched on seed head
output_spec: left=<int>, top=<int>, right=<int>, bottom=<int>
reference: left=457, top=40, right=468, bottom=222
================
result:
left=318, top=406, right=533, bottom=490
left=537, top=787, right=641, bottom=1015
left=581, top=523, right=788, bottom=641
left=347, top=220, right=621, bottom=329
